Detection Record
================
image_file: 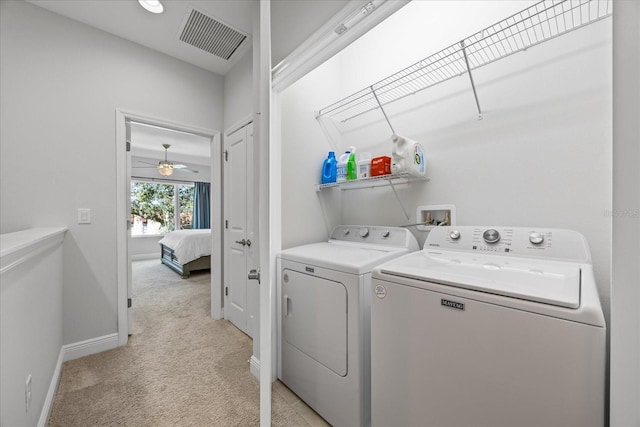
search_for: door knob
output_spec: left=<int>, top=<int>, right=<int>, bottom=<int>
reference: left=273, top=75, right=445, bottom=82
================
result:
left=248, top=269, right=260, bottom=284
left=246, top=239, right=252, bottom=247
left=235, top=239, right=247, bottom=246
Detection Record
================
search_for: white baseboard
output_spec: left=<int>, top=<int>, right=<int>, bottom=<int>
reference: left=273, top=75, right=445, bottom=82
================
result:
left=37, top=347, right=64, bottom=427
left=37, top=334, right=119, bottom=426
left=249, top=355, right=260, bottom=379
left=63, top=333, right=119, bottom=362
left=131, top=253, right=158, bottom=261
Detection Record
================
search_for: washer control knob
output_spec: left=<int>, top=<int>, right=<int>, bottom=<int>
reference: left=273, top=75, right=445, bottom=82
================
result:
left=483, top=229, right=501, bottom=244
left=449, top=230, right=461, bottom=240
left=381, top=230, right=390, bottom=238
left=343, top=229, right=350, bottom=236
left=359, top=227, right=370, bottom=238
left=529, top=232, right=545, bottom=245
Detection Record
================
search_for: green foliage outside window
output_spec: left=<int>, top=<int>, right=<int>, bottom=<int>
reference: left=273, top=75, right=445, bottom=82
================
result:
left=179, top=185, right=194, bottom=229
left=130, top=181, right=194, bottom=235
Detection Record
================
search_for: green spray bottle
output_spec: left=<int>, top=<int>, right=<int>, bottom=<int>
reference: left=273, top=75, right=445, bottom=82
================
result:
left=346, top=148, right=357, bottom=180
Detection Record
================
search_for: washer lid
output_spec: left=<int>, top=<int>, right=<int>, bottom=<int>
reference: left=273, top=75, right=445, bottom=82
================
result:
left=278, top=241, right=410, bottom=275
left=379, top=251, right=581, bottom=309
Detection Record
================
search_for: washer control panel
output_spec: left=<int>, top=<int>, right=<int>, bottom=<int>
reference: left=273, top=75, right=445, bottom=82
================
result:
left=482, top=228, right=501, bottom=244
left=330, top=225, right=417, bottom=249
left=424, top=226, right=590, bottom=262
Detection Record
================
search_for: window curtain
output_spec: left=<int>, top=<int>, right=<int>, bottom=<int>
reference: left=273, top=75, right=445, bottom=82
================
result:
left=192, top=182, right=211, bottom=229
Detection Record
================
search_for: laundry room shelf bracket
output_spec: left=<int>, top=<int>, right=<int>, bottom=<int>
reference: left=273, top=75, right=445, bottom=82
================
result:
left=460, top=40, right=482, bottom=120
left=388, top=179, right=411, bottom=221
left=315, top=0, right=612, bottom=124
left=371, top=86, right=396, bottom=134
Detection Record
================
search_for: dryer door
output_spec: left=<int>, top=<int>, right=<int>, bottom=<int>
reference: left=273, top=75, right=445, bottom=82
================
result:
left=282, top=269, right=347, bottom=376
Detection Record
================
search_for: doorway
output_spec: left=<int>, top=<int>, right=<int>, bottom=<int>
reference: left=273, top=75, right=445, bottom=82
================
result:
left=115, top=109, right=222, bottom=346
left=128, top=120, right=213, bottom=332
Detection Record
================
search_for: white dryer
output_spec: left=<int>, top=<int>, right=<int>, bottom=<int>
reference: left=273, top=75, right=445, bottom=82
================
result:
left=277, top=225, right=419, bottom=427
left=370, top=226, right=606, bottom=427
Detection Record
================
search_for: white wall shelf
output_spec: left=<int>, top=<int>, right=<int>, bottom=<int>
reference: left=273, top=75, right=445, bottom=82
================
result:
left=316, top=173, right=429, bottom=192
left=316, top=0, right=612, bottom=123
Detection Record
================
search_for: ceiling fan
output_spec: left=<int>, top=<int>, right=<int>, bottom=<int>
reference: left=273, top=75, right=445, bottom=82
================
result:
left=133, top=144, right=199, bottom=176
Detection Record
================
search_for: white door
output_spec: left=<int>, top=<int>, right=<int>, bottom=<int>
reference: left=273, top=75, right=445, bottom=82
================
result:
left=126, top=121, right=133, bottom=334
left=224, top=122, right=257, bottom=337
left=281, top=269, right=347, bottom=376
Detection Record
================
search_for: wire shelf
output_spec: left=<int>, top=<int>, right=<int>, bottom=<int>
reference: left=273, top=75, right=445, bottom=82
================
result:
left=316, top=173, right=429, bottom=191
left=316, top=0, right=612, bottom=123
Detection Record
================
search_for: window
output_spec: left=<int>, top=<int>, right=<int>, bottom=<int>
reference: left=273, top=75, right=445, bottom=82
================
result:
left=130, top=180, right=194, bottom=236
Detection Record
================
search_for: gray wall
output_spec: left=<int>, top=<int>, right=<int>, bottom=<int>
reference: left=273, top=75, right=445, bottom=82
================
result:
left=0, top=1, right=224, bottom=345
left=224, top=49, right=253, bottom=130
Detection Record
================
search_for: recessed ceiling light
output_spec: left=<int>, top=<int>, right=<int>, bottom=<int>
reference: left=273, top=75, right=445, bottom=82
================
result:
left=138, top=0, right=164, bottom=14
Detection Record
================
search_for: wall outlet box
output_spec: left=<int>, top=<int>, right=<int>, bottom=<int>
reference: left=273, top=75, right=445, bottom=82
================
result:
left=417, top=204, right=456, bottom=231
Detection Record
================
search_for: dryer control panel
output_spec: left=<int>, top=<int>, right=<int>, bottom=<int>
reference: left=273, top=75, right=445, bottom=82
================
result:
left=330, top=225, right=418, bottom=250
left=424, top=226, right=590, bottom=262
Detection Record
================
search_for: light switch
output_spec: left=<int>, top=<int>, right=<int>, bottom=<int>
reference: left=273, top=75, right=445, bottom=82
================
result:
left=78, top=208, right=91, bottom=224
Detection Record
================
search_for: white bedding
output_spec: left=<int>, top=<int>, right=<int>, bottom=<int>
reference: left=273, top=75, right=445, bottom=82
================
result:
left=158, top=229, right=211, bottom=264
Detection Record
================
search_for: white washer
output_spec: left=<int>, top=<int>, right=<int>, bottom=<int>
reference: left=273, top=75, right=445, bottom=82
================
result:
left=277, top=225, right=419, bottom=427
left=370, top=226, right=606, bottom=427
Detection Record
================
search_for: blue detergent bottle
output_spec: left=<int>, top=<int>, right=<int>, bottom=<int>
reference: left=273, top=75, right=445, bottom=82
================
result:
left=321, top=151, right=338, bottom=184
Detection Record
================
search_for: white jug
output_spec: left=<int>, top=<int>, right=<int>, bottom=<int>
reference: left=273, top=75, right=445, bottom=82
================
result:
left=391, top=134, right=425, bottom=177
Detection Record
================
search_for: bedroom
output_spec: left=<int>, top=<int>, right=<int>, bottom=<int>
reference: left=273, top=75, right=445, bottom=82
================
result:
left=129, top=121, right=213, bottom=279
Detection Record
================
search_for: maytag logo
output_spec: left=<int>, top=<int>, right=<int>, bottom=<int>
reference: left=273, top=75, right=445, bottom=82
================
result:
left=441, top=299, right=465, bottom=311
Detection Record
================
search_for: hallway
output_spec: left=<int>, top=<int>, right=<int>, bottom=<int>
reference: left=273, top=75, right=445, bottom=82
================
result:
left=48, top=260, right=325, bottom=426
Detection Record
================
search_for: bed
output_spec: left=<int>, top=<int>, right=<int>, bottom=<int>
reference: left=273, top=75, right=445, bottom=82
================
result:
left=158, top=229, right=211, bottom=278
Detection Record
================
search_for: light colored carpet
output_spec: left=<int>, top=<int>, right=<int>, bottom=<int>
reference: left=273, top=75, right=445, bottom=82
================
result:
left=48, top=260, right=323, bottom=427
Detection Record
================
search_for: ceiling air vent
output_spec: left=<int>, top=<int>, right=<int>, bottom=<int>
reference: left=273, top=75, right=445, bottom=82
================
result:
left=179, top=8, right=247, bottom=61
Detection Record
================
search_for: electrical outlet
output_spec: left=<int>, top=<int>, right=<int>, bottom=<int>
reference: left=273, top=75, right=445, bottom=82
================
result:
left=25, top=374, right=32, bottom=412
left=78, top=208, right=91, bottom=224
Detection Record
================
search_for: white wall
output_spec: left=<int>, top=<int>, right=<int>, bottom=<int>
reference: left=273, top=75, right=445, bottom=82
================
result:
left=0, top=1, right=224, bottom=345
left=338, top=1, right=538, bottom=95
left=280, top=57, right=345, bottom=249
left=610, top=1, right=640, bottom=425
left=281, top=1, right=612, bottom=320
left=130, top=236, right=161, bottom=260
left=343, top=12, right=612, bottom=316
left=1, top=229, right=66, bottom=426
left=224, top=49, right=253, bottom=130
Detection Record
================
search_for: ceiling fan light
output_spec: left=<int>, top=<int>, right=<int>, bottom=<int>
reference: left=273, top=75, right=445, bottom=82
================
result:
left=158, top=166, right=173, bottom=176
left=138, top=0, right=164, bottom=14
